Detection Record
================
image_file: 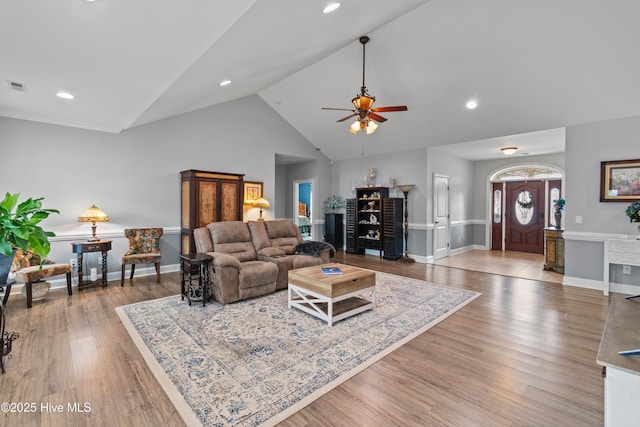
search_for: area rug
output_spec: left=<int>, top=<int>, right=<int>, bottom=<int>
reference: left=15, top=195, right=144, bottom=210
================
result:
left=116, top=271, right=480, bottom=426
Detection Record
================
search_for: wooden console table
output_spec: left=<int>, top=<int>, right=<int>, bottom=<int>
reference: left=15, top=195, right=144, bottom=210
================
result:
left=543, top=227, right=564, bottom=273
left=597, top=293, right=640, bottom=426
left=71, top=240, right=112, bottom=289
left=603, top=238, right=640, bottom=295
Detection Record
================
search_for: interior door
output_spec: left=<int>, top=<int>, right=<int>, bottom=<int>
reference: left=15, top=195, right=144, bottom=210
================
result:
left=433, top=174, right=449, bottom=260
left=505, top=181, right=545, bottom=254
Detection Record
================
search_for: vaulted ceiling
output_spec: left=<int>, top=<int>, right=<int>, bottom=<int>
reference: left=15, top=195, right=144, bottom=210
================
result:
left=2, top=1, right=640, bottom=161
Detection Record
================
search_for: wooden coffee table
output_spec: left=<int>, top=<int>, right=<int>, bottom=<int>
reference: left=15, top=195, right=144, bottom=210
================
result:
left=288, top=263, right=376, bottom=326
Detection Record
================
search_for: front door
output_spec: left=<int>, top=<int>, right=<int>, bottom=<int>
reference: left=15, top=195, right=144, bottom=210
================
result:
left=505, top=181, right=545, bottom=254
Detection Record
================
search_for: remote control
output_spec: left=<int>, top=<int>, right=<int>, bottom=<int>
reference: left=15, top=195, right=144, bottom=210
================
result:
left=618, top=349, right=640, bottom=356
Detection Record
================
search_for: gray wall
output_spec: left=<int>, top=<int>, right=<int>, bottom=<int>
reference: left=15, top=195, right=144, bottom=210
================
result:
left=564, top=115, right=640, bottom=286
left=332, top=148, right=428, bottom=258
left=3, top=87, right=640, bottom=289
left=0, top=95, right=332, bottom=276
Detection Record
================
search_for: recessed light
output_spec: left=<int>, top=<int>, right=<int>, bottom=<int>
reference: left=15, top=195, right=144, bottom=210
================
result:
left=465, top=99, right=478, bottom=109
left=323, top=3, right=341, bottom=14
left=56, top=91, right=74, bottom=100
left=220, top=80, right=231, bottom=87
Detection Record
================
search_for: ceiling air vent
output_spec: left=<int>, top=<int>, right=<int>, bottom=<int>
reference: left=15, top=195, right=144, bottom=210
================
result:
left=7, top=80, right=26, bottom=92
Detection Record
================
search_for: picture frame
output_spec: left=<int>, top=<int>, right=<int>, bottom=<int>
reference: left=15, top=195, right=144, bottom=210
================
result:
left=244, top=181, right=263, bottom=204
left=600, top=159, right=640, bottom=202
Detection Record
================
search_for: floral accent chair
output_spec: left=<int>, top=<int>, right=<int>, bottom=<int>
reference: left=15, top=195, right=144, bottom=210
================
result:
left=11, top=249, right=72, bottom=308
left=120, top=228, right=163, bottom=286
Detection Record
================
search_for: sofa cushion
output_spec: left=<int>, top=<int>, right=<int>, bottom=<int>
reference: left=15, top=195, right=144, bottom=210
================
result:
left=193, top=227, right=214, bottom=253
left=238, top=260, right=278, bottom=289
left=257, top=247, right=286, bottom=258
left=247, top=221, right=271, bottom=252
left=264, top=221, right=302, bottom=255
left=208, top=221, right=257, bottom=262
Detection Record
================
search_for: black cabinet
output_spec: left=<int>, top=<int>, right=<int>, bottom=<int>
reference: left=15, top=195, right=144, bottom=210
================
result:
left=347, top=187, right=403, bottom=259
left=382, top=198, right=404, bottom=260
left=345, top=199, right=361, bottom=254
left=324, top=213, right=344, bottom=251
left=355, top=187, right=389, bottom=258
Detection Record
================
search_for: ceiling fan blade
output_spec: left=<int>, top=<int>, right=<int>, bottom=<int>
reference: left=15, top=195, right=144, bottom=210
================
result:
left=337, top=113, right=357, bottom=122
left=368, top=112, right=387, bottom=123
left=322, top=107, right=355, bottom=111
left=372, top=105, right=408, bottom=112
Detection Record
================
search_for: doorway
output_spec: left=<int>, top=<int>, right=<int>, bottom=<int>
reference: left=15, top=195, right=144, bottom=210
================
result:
left=293, top=179, right=314, bottom=240
left=489, top=165, right=563, bottom=254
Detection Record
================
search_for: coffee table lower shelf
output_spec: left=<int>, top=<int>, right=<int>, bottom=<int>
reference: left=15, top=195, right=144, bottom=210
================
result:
left=288, top=284, right=375, bottom=327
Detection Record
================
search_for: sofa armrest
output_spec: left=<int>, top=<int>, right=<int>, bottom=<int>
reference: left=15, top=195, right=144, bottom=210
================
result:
left=257, top=247, right=286, bottom=260
left=205, top=252, right=241, bottom=303
left=210, top=252, right=241, bottom=269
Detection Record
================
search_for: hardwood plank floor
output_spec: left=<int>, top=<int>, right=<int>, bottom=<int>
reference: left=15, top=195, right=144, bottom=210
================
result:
left=433, top=249, right=564, bottom=284
left=0, top=252, right=608, bottom=426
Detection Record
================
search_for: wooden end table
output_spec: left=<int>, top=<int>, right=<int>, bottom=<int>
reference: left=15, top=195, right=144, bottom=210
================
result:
left=71, top=240, right=112, bottom=289
left=288, top=263, right=376, bottom=326
left=180, top=253, right=213, bottom=306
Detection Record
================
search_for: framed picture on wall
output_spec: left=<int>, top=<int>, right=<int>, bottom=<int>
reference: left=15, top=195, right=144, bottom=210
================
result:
left=244, top=181, right=263, bottom=204
left=600, top=159, right=640, bottom=202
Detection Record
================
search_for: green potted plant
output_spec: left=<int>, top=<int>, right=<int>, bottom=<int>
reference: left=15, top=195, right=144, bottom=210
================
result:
left=322, top=195, right=345, bottom=214
left=0, top=192, right=59, bottom=284
left=626, top=201, right=640, bottom=237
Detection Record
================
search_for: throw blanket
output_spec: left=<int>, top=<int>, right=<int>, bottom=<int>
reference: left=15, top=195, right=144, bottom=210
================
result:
left=295, top=241, right=335, bottom=257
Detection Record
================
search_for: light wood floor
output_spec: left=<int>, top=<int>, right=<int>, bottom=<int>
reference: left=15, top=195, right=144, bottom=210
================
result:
left=0, top=252, right=608, bottom=426
left=433, top=249, right=564, bottom=284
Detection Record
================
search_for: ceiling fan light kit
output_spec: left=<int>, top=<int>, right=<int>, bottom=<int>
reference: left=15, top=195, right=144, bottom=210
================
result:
left=322, top=35, right=407, bottom=135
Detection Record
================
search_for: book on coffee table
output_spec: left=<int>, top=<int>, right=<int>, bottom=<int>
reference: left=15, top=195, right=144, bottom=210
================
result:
left=320, top=267, right=342, bottom=275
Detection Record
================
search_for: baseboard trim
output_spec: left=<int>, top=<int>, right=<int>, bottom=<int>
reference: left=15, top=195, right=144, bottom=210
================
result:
left=8, top=263, right=181, bottom=295
left=562, top=275, right=638, bottom=295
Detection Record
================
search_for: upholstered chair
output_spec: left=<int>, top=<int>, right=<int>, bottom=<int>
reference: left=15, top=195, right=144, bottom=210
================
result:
left=121, top=228, right=163, bottom=286
left=11, top=249, right=72, bottom=308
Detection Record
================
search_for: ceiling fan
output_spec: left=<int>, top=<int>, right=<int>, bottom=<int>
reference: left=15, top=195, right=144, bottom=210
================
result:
left=322, top=35, right=408, bottom=135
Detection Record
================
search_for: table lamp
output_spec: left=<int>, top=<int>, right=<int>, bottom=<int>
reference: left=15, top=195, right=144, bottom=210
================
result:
left=250, top=198, right=270, bottom=221
left=78, top=204, right=109, bottom=241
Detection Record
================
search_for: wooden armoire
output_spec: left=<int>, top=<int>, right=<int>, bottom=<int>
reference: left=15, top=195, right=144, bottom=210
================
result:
left=180, top=170, right=244, bottom=254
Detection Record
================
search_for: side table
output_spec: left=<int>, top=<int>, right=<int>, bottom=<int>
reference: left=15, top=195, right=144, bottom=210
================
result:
left=180, top=253, right=213, bottom=306
left=71, top=240, right=112, bottom=289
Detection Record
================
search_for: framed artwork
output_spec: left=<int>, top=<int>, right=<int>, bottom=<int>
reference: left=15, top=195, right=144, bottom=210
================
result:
left=244, top=181, right=263, bottom=204
left=600, top=159, right=640, bottom=202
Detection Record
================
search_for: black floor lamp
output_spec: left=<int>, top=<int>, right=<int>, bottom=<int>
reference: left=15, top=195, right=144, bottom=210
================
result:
left=397, top=184, right=415, bottom=263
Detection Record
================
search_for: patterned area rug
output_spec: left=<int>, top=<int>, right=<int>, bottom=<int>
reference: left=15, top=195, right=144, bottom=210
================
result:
left=116, top=271, right=480, bottom=426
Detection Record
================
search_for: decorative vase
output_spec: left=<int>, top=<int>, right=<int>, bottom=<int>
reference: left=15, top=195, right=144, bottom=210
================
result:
left=554, top=211, right=562, bottom=229
left=0, top=250, right=17, bottom=285
left=21, top=281, right=51, bottom=301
